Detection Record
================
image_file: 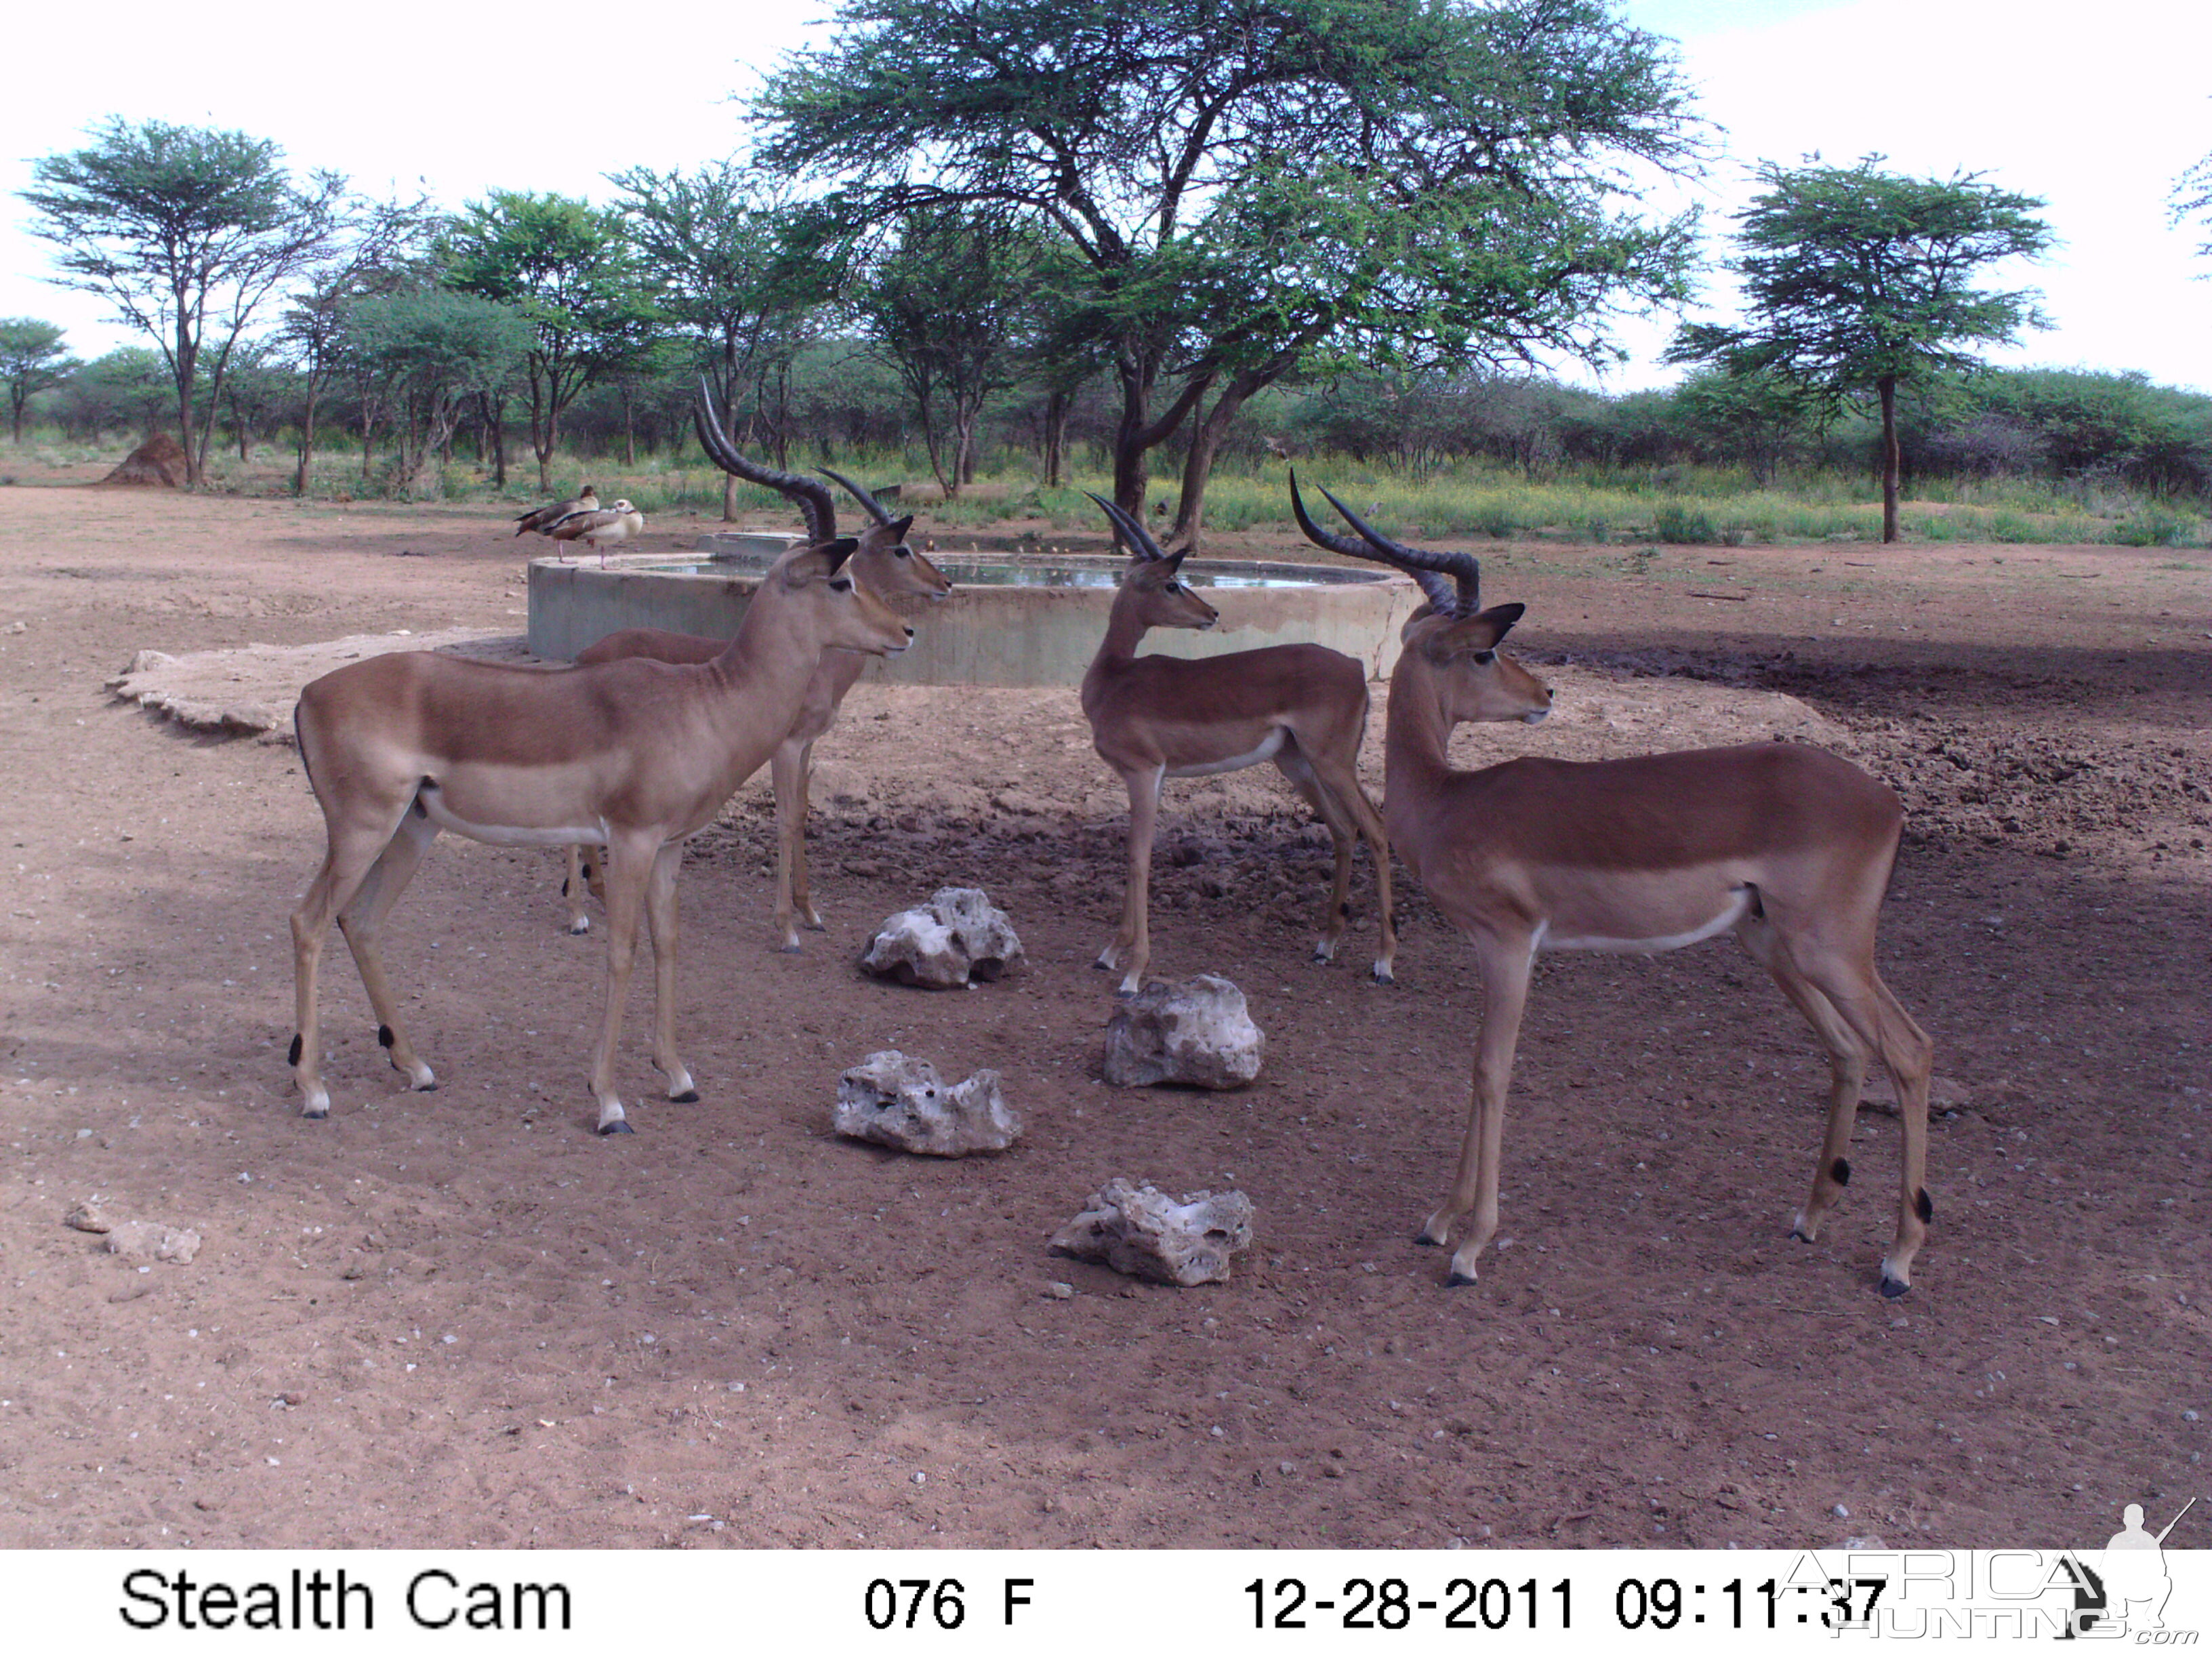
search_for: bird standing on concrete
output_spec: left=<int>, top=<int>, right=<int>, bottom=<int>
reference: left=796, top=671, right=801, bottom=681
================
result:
left=546, top=499, right=644, bottom=567
left=514, top=485, right=598, bottom=537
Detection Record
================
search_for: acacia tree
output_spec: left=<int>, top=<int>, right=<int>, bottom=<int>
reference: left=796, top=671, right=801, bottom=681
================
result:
left=279, top=194, right=437, bottom=494
left=340, top=289, right=533, bottom=498
left=0, top=319, right=81, bottom=443
left=442, top=192, right=661, bottom=492
left=1667, top=157, right=2051, bottom=542
left=756, top=0, right=1704, bottom=546
left=851, top=209, right=1038, bottom=494
left=607, top=163, right=831, bottom=516
left=2175, top=146, right=2212, bottom=266
left=20, top=119, right=347, bottom=486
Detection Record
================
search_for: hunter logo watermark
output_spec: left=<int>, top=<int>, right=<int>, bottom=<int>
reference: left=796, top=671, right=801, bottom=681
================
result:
left=1805, top=1498, right=2202, bottom=1640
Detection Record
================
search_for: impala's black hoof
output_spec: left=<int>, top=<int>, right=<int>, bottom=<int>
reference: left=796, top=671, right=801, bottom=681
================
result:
left=671, top=1089, right=700, bottom=1105
left=1414, top=1232, right=1442, bottom=1248
left=1879, top=1274, right=1910, bottom=1299
left=417, top=1082, right=438, bottom=1093
left=777, top=942, right=802, bottom=955
left=1446, top=1270, right=1479, bottom=1288
left=302, top=1107, right=328, bottom=1122
left=598, top=1120, right=635, bottom=1136
left=1789, top=1223, right=1814, bottom=1243
left=1371, top=966, right=1395, bottom=985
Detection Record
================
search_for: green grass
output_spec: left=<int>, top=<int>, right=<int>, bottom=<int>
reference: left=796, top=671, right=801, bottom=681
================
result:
left=14, top=426, right=2207, bottom=549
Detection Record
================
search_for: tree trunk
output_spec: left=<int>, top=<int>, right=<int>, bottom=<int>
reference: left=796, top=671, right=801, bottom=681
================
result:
left=1042, top=388, right=1067, bottom=488
left=295, top=380, right=321, bottom=496
left=10, top=392, right=26, bottom=445
left=1878, top=374, right=1901, bottom=544
left=483, top=392, right=508, bottom=490
left=1168, top=373, right=1265, bottom=551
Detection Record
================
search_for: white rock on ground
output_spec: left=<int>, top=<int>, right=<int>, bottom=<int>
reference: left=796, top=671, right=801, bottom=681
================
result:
left=834, top=1051, right=1022, bottom=1156
left=104, top=1221, right=201, bottom=1264
left=1050, top=1179, right=1256, bottom=1287
left=860, top=887, right=1025, bottom=989
left=1103, top=974, right=1265, bottom=1089
left=63, top=1200, right=113, bottom=1233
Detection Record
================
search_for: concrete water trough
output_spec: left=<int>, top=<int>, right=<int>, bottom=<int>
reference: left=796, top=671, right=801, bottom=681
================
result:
left=527, top=533, right=1422, bottom=687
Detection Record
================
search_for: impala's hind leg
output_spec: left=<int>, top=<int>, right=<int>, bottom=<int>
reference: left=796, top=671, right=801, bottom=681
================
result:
left=1736, top=912, right=1867, bottom=1246
left=560, top=844, right=594, bottom=934
left=1296, top=747, right=1397, bottom=984
left=291, top=802, right=413, bottom=1118
left=769, top=737, right=819, bottom=951
left=1274, top=749, right=1357, bottom=965
left=335, top=805, right=441, bottom=1093
left=1744, top=914, right=1935, bottom=1294
left=642, top=840, right=697, bottom=1103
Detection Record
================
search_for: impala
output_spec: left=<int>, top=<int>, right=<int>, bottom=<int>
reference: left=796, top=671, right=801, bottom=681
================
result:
left=289, top=532, right=915, bottom=1134
left=1080, top=492, right=1395, bottom=996
left=1292, top=474, right=1935, bottom=1296
left=554, top=391, right=952, bottom=947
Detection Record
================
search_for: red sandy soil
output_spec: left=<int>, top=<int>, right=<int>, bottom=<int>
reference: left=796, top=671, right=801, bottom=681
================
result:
left=0, top=474, right=2205, bottom=1550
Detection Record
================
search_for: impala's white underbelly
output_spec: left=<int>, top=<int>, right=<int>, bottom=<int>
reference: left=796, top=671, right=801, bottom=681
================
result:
left=416, top=788, right=605, bottom=850
left=1168, top=729, right=1285, bottom=777
left=1534, top=886, right=1753, bottom=955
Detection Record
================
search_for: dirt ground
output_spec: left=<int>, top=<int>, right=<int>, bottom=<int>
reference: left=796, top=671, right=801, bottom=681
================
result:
left=0, top=472, right=2205, bottom=1551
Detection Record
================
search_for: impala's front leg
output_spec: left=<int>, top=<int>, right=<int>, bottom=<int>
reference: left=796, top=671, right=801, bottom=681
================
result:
left=1425, top=934, right=1534, bottom=1286
left=642, top=840, right=697, bottom=1103
left=588, top=834, right=656, bottom=1135
left=1098, top=765, right=1164, bottom=995
left=768, top=736, right=818, bottom=951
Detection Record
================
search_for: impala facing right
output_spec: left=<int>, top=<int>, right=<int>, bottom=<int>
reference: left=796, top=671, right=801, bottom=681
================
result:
left=1293, top=475, right=1936, bottom=1297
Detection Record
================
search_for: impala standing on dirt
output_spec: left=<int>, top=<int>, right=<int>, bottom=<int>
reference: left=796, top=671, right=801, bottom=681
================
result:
left=289, top=533, right=915, bottom=1135
left=1292, top=473, right=1936, bottom=1296
left=555, top=385, right=953, bottom=949
left=1080, top=492, right=1395, bottom=996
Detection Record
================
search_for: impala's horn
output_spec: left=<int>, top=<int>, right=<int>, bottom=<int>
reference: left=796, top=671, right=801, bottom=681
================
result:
left=1085, top=491, right=1170, bottom=562
left=693, top=376, right=838, bottom=544
left=1315, top=483, right=1481, bottom=617
left=1289, top=471, right=1456, bottom=615
left=818, top=465, right=897, bottom=529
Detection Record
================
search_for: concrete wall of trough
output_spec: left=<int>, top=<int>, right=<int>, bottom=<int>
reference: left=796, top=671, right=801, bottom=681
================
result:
left=528, top=544, right=1422, bottom=687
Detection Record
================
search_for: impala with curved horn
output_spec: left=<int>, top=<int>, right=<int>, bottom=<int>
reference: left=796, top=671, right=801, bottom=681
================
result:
left=556, top=383, right=952, bottom=949
left=289, top=534, right=915, bottom=1135
left=1292, top=472, right=1936, bottom=1297
left=1080, top=491, right=1395, bottom=995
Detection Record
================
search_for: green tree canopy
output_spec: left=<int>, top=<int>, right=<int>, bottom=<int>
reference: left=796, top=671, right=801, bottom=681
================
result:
left=756, top=0, right=1706, bottom=544
left=607, top=163, right=834, bottom=512
left=1667, top=155, right=2051, bottom=541
left=851, top=209, right=1040, bottom=495
left=341, top=289, right=533, bottom=498
left=0, top=318, right=82, bottom=443
left=19, top=118, right=347, bottom=485
left=441, top=191, right=663, bottom=491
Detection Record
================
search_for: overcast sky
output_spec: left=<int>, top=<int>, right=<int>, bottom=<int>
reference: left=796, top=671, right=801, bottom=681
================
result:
left=2, top=0, right=2206, bottom=392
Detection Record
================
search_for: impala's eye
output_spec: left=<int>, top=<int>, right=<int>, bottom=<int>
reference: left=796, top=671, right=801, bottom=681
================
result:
left=830, top=577, right=853, bottom=592
left=1164, top=581, right=1181, bottom=593
left=894, top=546, right=911, bottom=558
left=1472, top=650, right=1496, bottom=665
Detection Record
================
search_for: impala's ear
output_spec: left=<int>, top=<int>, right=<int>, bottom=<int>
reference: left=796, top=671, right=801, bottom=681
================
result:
left=1423, top=602, right=1525, bottom=660
left=1161, top=551, right=1189, bottom=578
left=783, top=537, right=861, bottom=586
left=890, top=514, right=914, bottom=540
